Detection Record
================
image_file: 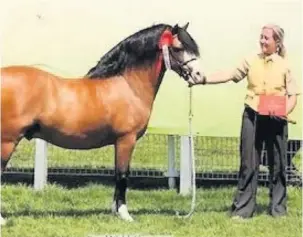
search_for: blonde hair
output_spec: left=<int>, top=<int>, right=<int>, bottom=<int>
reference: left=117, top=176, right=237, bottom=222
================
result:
left=262, top=24, right=286, bottom=58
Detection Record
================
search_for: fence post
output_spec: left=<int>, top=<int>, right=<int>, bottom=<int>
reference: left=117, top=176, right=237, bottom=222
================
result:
left=34, top=139, right=48, bottom=190
left=179, top=135, right=192, bottom=195
left=167, top=135, right=176, bottom=189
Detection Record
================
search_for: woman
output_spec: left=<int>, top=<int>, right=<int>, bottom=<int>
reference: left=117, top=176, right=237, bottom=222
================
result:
left=194, top=24, right=300, bottom=219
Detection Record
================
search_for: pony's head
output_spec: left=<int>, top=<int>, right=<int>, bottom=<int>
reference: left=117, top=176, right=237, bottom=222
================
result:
left=160, top=23, right=205, bottom=85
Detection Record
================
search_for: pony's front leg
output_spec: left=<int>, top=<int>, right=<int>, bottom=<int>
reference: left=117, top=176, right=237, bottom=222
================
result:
left=112, top=134, right=136, bottom=222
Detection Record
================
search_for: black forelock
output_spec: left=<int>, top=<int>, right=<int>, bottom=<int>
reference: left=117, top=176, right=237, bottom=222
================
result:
left=178, top=28, right=200, bottom=56
left=86, top=24, right=199, bottom=79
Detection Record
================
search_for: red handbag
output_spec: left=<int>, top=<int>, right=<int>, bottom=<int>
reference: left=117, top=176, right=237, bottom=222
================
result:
left=257, top=95, right=286, bottom=116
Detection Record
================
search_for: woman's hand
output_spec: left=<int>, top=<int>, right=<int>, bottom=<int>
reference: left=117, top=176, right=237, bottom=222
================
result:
left=286, top=95, right=297, bottom=115
left=188, top=75, right=206, bottom=87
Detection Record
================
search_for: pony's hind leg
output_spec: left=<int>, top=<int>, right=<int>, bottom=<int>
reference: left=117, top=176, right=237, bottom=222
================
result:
left=1, top=141, right=17, bottom=226
left=112, top=134, right=136, bottom=222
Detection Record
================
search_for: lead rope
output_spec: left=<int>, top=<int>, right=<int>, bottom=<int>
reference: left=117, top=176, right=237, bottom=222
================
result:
left=176, top=87, right=196, bottom=219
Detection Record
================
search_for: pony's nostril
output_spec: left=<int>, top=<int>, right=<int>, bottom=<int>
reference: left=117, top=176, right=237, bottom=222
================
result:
left=196, top=71, right=201, bottom=77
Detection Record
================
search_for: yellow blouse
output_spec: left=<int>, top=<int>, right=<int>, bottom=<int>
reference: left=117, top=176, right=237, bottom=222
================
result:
left=231, top=53, right=300, bottom=111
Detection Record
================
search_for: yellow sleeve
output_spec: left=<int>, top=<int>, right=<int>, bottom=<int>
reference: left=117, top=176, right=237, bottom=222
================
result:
left=231, top=58, right=250, bottom=83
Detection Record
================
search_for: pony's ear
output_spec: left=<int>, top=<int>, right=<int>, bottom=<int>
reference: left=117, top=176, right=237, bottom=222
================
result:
left=182, top=22, right=189, bottom=31
left=172, top=24, right=179, bottom=35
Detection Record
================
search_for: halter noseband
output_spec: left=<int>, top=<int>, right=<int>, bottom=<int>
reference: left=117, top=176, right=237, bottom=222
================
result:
left=168, top=48, right=198, bottom=81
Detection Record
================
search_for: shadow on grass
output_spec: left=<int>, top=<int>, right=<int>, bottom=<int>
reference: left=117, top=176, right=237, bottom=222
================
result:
left=3, top=208, right=184, bottom=218
left=2, top=172, right=242, bottom=190
left=3, top=204, right=235, bottom=218
left=3, top=203, right=295, bottom=220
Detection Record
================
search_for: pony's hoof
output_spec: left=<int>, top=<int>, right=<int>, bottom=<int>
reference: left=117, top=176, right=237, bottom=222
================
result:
left=117, top=204, right=134, bottom=222
left=0, top=215, right=6, bottom=226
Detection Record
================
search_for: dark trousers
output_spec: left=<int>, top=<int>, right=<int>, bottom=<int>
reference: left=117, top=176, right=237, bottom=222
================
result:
left=231, top=106, right=288, bottom=218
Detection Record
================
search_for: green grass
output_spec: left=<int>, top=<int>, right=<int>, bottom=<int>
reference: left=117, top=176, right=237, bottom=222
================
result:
left=1, top=184, right=302, bottom=237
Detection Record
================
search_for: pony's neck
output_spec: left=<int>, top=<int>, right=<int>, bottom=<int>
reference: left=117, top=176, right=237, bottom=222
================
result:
left=122, top=54, right=166, bottom=106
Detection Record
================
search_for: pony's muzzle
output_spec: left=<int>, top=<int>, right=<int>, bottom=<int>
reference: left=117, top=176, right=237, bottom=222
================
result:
left=187, top=71, right=206, bottom=86
left=185, top=57, right=205, bottom=86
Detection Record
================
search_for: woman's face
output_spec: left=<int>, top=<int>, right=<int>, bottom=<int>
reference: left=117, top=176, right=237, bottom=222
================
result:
left=260, top=28, right=278, bottom=55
